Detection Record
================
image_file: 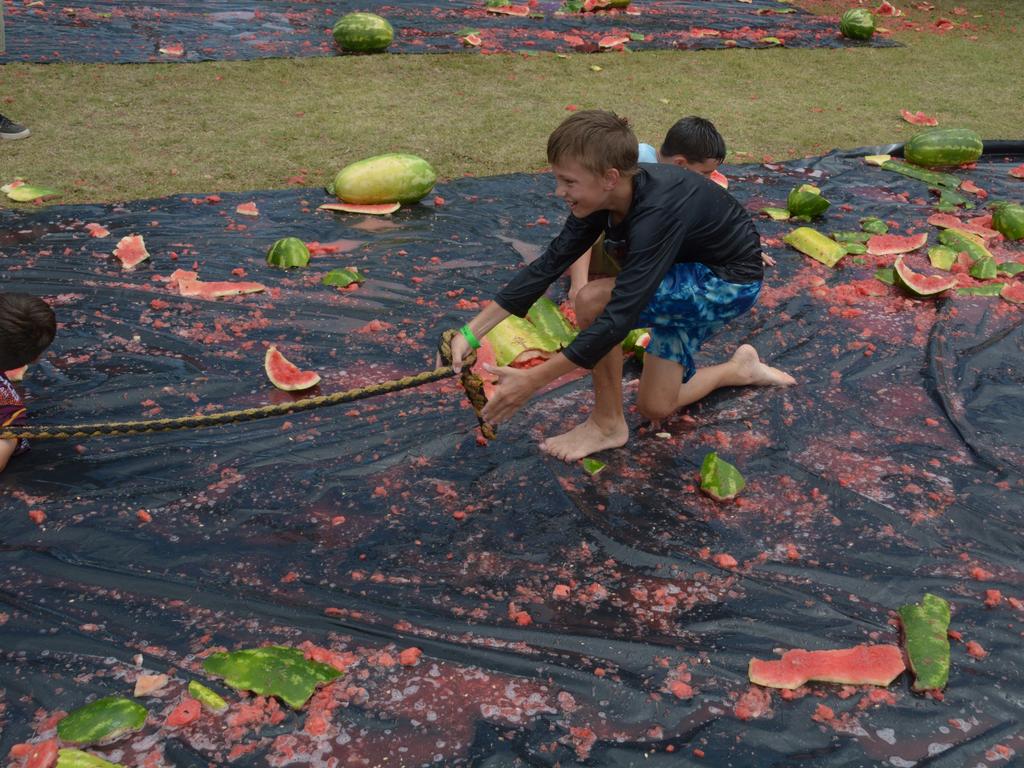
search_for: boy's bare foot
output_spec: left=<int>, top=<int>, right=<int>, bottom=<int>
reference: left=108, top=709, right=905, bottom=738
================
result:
left=540, top=417, right=628, bottom=462
left=732, top=344, right=796, bottom=387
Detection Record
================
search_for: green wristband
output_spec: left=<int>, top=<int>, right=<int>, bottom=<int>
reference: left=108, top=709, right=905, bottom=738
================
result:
left=459, top=324, right=481, bottom=350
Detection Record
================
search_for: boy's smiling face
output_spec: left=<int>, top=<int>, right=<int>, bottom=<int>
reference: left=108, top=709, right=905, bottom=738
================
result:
left=551, top=159, right=616, bottom=219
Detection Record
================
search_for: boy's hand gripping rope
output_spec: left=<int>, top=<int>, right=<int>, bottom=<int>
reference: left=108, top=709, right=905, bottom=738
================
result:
left=0, top=329, right=496, bottom=441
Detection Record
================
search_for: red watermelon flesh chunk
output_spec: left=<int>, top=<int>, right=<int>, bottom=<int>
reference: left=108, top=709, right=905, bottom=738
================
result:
left=265, top=346, right=321, bottom=391
left=113, top=234, right=150, bottom=269
left=748, top=644, right=905, bottom=689
left=599, top=34, right=631, bottom=48
left=709, top=170, right=729, bottom=189
left=474, top=339, right=552, bottom=400
left=867, top=232, right=928, bottom=256
left=927, top=213, right=999, bottom=240
left=900, top=109, right=937, bottom=127
left=84, top=222, right=110, bottom=238
left=462, top=33, right=483, bottom=47
left=4, top=365, right=27, bottom=382
left=235, top=202, right=259, bottom=217
left=169, top=269, right=266, bottom=299
left=1010, top=164, right=1024, bottom=179
left=486, top=5, right=530, bottom=16
left=319, top=202, right=400, bottom=215
left=1001, top=282, right=1024, bottom=305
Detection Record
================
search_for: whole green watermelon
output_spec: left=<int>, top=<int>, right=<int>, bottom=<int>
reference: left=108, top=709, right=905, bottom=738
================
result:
left=333, top=12, right=394, bottom=53
left=333, top=154, right=437, bottom=205
left=904, top=128, right=984, bottom=168
left=840, top=9, right=876, bottom=41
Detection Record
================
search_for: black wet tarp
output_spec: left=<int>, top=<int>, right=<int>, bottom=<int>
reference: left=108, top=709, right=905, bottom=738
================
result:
left=0, top=0, right=897, bottom=64
left=1, top=146, right=1024, bottom=766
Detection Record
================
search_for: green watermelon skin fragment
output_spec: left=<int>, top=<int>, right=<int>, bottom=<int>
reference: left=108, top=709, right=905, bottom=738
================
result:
left=898, top=593, right=951, bottom=691
left=748, top=644, right=905, bottom=689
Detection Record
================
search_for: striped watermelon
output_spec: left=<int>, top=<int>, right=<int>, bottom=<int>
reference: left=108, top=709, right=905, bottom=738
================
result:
left=839, top=9, right=876, bottom=40
left=904, top=128, right=983, bottom=168
left=333, top=13, right=394, bottom=53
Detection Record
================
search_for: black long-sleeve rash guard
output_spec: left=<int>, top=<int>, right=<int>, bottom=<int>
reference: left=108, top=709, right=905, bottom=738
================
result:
left=494, top=163, right=764, bottom=370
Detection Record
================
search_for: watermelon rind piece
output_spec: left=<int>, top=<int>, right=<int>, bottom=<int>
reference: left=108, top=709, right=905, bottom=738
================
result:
left=839, top=8, right=876, bottom=40
left=866, top=232, right=928, bottom=256
left=526, top=297, right=577, bottom=348
left=863, top=154, right=891, bottom=167
left=322, top=268, right=365, bottom=288
left=57, top=749, right=126, bottom=768
left=332, top=12, right=394, bottom=53
left=860, top=217, right=889, bottom=235
left=761, top=207, right=790, bottom=221
left=266, top=237, right=310, bottom=269
left=264, top=347, right=321, bottom=392
left=489, top=315, right=560, bottom=367
left=318, top=201, right=400, bottom=215
left=581, top=458, right=606, bottom=476
left=598, top=34, right=631, bottom=48
left=893, top=256, right=958, bottom=298
left=898, top=593, right=950, bottom=691
left=112, top=235, right=150, bottom=270
left=1000, top=282, right=1024, bottom=304
left=486, top=4, right=531, bottom=16
left=874, top=267, right=896, bottom=285
left=699, top=452, right=745, bottom=501
left=990, top=201, right=1024, bottom=241
left=174, top=272, right=266, bottom=299
left=832, top=231, right=872, bottom=244
left=880, top=159, right=961, bottom=188
left=235, top=202, right=259, bottom=217
left=998, top=262, right=1024, bottom=277
left=6, top=183, right=60, bottom=202
left=786, top=184, right=830, bottom=219
left=783, top=226, right=845, bottom=267
left=842, top=242, right=867, bottom=255
left=709, top=169, right=729, bottom=189
left=904, top=127, right=983, bottom=169
left=749, top=644, right=904, bottom=689
left=928, top=245, right=958, bottom=271
left=187, top=681, right=228, bottom=713
left=202, top=645, right=341, bottom=710
left=957, top=284, right=1005, bottom=297
left=333, top=154, right=436, bottom=206
left=926, top=212, right=999, bottom=239
left=57, top=696, right=148, bottom=745
left=938, top=228, right=993, bottom=263
left=968, top=257, right=998, bottom=280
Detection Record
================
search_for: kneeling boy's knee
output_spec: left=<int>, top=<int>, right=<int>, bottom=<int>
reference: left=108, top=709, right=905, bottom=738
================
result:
left=636, top=395, right=674, bottom=422
left=575, top=282, right=611, bottom=327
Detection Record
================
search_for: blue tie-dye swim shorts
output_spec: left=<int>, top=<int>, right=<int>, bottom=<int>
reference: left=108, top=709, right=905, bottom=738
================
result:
left=637, top=262, right=761, bottom=382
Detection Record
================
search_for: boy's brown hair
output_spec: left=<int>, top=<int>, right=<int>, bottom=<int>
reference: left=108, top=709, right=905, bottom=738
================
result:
left=0, top=293, right=56, bottom=371
left=547, top=110, right=639, bottom=178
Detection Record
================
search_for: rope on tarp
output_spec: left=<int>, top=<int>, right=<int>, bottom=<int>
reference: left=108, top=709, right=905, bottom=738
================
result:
left=0, top=329, right=496, bottom=441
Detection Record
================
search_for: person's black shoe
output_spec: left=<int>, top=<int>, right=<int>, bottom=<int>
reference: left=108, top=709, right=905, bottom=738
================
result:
left=0, top=115, right=31, bottom=141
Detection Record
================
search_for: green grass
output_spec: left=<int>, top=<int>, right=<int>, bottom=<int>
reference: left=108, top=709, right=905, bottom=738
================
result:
left=1, top=0, right=1021, bottom=204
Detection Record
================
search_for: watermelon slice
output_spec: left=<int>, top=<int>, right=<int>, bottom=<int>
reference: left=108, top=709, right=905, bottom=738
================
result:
left=1001, top=282, right=1024, bottom=304
left=462, top=33, right=483, bottom=47
left=4, top=365, right=28, bottom=382
left=866, top=232, right=928, bottom=256
left=927, top=213, right=999, bottom=240
left=709, top=170, right=729, bottom=189
left=748, top=644, right=905, bottom=689
left=486, top=4, right=530, bottom=16
left=264, top=346, right=321, bottom=391
left=1010, top=163, right=1024, bottom=179
left=318, top=202, right=400, bottom=215
left=875, top=1, right=903, bottom=15
left=900, top=109, right=937, bottom=127
left=6, top=184, right=60, bottom=203
left=599, top=34, right=631, bottom=48
left=112, top=235, right=150, bottom=270
left=893, top=255, right=958, bottom=297
left=159, top=43, right=184, bottom=56
left=863, top=154, right=892, bottom=167
left=169, top=269, right=266, bottom=299
left=235, top=202, right=259, bottom=217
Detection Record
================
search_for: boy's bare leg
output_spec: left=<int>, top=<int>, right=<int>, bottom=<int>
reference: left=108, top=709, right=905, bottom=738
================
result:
left=638, top=345, right=795, bottom=423
left=540, top=278, right=629, bottom=462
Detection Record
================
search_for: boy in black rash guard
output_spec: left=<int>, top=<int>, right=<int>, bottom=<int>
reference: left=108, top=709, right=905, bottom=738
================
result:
left=446, top=110, right=794, bottom=461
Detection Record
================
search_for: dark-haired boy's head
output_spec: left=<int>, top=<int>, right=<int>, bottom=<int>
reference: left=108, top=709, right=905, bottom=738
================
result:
left=659, top=116, right=726, bottom=176
left=0, top=293, right=56, bottom=371
left=548, top=110, right=639, bottom=178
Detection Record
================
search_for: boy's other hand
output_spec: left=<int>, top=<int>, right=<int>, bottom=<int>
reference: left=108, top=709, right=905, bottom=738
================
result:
left=761, top=252, right=776, bottom=267
left=481, top=364, right=536, bottom=424
left=436, top=331, right=471, bottom=374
